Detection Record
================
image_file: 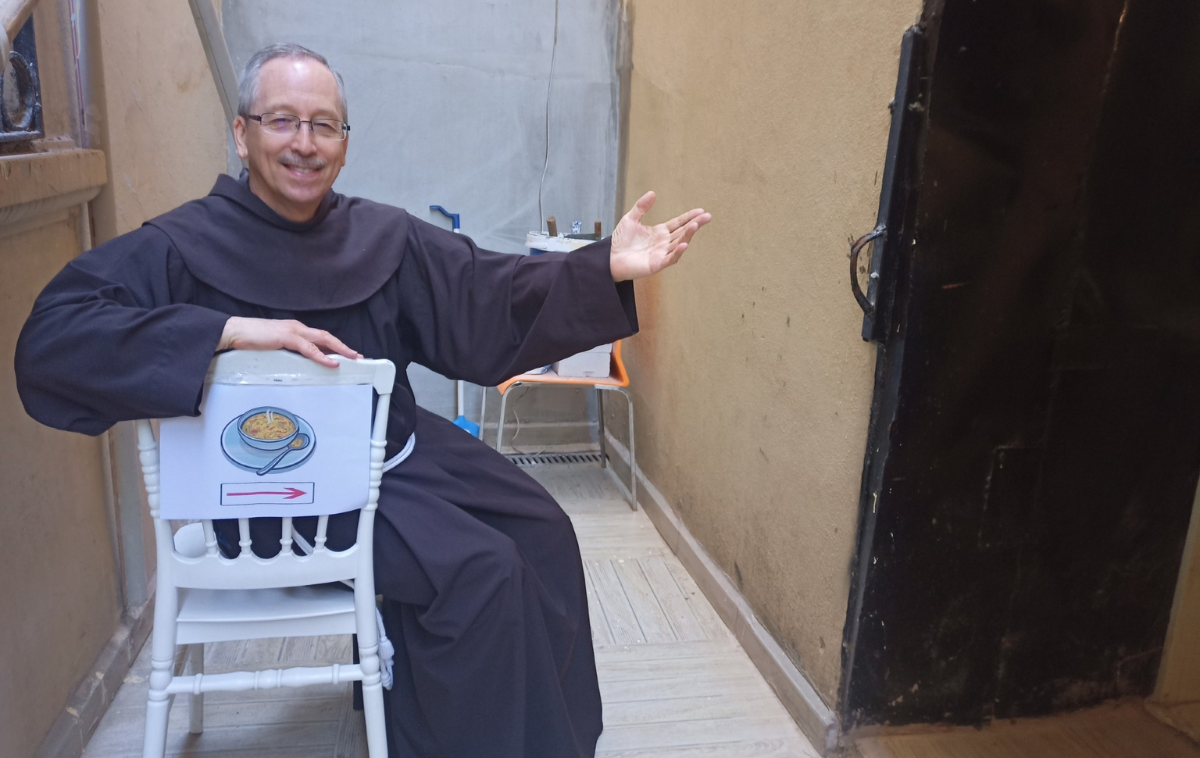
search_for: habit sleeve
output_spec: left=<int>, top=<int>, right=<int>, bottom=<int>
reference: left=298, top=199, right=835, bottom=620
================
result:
left=398, top=218, right=639, bottom=386
left=14, top=227, right=230, bottom=435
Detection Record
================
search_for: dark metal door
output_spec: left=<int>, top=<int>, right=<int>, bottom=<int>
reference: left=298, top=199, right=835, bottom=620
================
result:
left=841, top=0, right=1200, bottom=729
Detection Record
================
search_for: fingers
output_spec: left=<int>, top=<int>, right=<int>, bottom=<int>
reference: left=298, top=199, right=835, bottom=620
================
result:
left=665, top=208, right=707, bottom=233
left=220, top=317, right=362, bottom=367
left=667, top=219, right=702, bottom=247
left=627, top=191, right=656, bottom=223
left=655, top=240, right=689, bottom=274
left=305, top=327, right=363, bottom=361
left=677, top=216, right=707, bottom=246
left=292, top=337, right=342, bottom=368
left=296, top=326, right=362, bottom=367
left=658, top=213, right=709, bottom=271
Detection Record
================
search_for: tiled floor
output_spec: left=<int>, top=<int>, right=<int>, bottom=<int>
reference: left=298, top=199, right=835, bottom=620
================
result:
left=81, top=462, right=816, bottom=758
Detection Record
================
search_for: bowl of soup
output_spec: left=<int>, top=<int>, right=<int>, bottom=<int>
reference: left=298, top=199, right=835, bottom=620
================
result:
left=237, top=406, right=300, bottom=451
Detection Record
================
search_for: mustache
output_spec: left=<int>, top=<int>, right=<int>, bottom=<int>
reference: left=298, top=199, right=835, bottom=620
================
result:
left=277, top=153, right=327, bottom=170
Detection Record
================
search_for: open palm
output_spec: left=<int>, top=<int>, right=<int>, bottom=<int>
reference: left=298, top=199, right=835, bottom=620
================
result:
left=609, top=191, right=712, bottom=282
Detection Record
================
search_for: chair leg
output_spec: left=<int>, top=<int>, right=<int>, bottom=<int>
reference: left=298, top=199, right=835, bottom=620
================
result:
left=187, top=643, right=204, bottom=734
left=618, top=387, right=637, bottom=511
left=597, top=388, right=607, bottom=469
left=142, top=692, right=172, bottom=758
left=354, top=601, right=388, bottom=757
left=496, top=389, right=510, bottom=451
left=143, top=592, right=178, bottom=758
left=478, top=386, right=488, bottom=440
left=361, top=675, right=388, bottom=758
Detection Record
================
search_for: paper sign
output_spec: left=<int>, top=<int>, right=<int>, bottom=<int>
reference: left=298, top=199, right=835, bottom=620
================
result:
left=159, top=383, right=372, bottom=520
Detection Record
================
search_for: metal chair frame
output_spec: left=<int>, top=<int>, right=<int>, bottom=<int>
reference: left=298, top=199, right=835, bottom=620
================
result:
left=482, top=341, right=637, bottom=510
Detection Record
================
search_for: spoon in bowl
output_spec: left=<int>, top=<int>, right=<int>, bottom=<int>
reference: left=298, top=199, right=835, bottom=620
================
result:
left=256, top=433, right=310, bottom=476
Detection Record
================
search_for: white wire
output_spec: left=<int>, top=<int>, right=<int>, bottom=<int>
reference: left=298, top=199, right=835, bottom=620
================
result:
left=536, top=0, right=561, bottom=231
left=507, top=386, right=549, bottom=457
left=508, top=386, right=529, bottom=451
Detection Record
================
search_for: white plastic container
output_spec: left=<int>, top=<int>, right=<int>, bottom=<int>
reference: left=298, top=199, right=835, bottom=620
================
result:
left=553, top=343, right=613, bottom=378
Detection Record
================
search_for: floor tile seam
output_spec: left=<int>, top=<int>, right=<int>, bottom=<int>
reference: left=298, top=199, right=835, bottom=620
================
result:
left=596, top=654, right=758, bottom=668
left=583, top=561, right=621, bottom=645
left=594, top=650, right=746, bottom=662
left=601, top=692, right=794, bottom=708
left=600, top=717, right=810, bottom=738
left=638, top=555, right=708, bottom=642
left=629, top=555, right=683, bottom=640
left=594, top=743, right=811, bottom=758
left=580, top=554, right=671, bottom=563
left=91, top=706, right=345, bottom=721
left=601, top=711, right=799, bottom=729
left=597, top=671, right=769, bottom=685
left=609, top=556, right=664, bottom=643
left=594, top=742, right=804, bottom=758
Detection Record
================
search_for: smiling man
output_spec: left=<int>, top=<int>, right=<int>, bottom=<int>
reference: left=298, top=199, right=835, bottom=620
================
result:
left=14, top=44, right=709, bottom=758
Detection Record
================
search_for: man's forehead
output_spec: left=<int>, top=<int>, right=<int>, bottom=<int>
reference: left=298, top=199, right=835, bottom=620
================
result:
left=256, top=58, right=341, bottom=115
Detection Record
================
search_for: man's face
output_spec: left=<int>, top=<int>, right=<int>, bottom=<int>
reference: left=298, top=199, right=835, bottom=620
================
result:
left=232, top=57, right=349, bottom=222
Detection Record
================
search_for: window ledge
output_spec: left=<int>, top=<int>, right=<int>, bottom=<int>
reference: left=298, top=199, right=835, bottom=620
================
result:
left=0, top=148, right=107, bottom=233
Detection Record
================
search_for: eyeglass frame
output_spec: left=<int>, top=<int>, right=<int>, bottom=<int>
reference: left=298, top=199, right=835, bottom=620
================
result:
left=245, top=112, right=351, bottom=141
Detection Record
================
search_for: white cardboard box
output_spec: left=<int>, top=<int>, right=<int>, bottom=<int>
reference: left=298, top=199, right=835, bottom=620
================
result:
left=553, top=343, right=613, bottom=378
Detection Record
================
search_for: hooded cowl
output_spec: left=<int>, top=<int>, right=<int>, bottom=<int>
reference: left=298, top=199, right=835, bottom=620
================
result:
left=146, top=172, right=410, bottom=311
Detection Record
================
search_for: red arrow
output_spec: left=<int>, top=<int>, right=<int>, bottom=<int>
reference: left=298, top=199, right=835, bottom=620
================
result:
left=225, top=488, right=307, bottom=500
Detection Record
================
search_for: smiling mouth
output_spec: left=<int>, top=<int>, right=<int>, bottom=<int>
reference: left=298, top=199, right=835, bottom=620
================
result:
left=283, top=165, right=321, bottom=176
left=278, top=156, right=326, bottom=176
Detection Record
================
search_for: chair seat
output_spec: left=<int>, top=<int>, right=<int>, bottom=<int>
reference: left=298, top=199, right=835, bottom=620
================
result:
left=170, top=524, right=358, bottom=644
left=175, top=585, right=357, bottom=645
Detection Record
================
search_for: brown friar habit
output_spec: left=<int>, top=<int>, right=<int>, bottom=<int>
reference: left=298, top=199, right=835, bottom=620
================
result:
left=14, top=172, right=638, bottom=758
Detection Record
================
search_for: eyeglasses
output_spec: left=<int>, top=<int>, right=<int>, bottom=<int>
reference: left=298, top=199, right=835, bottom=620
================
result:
left=247, top=113, right=350, bottom=141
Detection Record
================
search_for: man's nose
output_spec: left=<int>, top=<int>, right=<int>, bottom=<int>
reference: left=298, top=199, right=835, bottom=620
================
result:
left=290, top=124, right=318, bottom=153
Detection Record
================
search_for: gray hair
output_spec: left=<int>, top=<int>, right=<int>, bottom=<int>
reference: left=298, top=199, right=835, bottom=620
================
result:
left=237, top=43, right=348, bottom=121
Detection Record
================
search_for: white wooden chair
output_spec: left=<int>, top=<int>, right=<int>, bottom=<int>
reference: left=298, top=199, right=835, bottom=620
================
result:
left=135, top=350, right=395, bottom=758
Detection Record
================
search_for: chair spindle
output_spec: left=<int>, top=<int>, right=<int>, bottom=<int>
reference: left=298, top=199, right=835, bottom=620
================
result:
left=281, top=516, right=294, bottom=554
left=202, top=520, right=219, bottom=557
left=237, top=518, right=252, bottom=557
left=315, top=515, right=329, bottom=552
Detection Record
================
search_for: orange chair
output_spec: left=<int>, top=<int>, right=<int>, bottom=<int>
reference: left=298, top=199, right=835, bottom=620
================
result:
left=482, top=340, right=636, bottom=510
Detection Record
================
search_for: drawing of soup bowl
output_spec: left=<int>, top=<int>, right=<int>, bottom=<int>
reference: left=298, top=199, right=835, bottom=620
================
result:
left=237, top=406, right=300, bottom=451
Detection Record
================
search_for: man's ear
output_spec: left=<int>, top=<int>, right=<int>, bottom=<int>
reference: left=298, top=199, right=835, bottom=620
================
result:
left=340, top=133, right=349, bottom=167
left=233, top=116, right=249, bottom=160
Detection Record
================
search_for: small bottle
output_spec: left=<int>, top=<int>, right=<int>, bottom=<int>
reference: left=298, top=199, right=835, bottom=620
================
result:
left=572, top=220, right=582, bottom=236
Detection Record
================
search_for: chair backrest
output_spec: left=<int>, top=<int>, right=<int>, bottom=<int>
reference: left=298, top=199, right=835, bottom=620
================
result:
left=136, top=350, right=395, bottom=593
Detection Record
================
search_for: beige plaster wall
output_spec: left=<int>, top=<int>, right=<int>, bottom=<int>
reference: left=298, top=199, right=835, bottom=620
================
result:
left=89, top=0, right=228, bottom=238
left=0, top=221, right=116, bottom=758
left=0, top=6, right=115, bottom=757
left=619, top=0, right=920, bottom=702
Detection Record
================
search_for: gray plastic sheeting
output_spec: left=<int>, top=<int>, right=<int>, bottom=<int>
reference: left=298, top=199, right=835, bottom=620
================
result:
left=221, top=0, right=624, bottom=426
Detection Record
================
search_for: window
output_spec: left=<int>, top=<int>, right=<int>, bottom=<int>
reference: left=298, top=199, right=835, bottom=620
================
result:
left=1, top=17, right=43, bottom=145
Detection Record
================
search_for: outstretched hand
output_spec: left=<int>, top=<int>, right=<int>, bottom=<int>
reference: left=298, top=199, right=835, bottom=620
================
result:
left=609, top=191, right=712, bottom=282
left=217, top=316, right=363, bottom=367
